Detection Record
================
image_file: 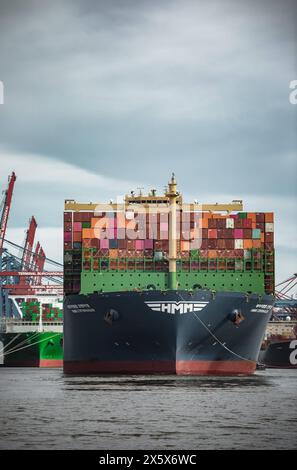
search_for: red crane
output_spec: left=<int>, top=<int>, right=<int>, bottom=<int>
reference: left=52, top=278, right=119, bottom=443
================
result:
left=21, top=216, right=37, bottom=270
left=31, top=241, right=40, bottom=271
left=0, top=171, right=16, bottom=253
left=33, top=244, right=46, bottom=285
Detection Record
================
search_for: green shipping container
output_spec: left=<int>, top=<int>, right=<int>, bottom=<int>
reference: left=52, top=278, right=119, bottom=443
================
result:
left=82, top=222, right=91, bottom=228
left=190, top=249, right=200, bottom=258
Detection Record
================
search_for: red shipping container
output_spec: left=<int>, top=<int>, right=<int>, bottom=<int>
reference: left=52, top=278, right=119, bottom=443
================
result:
left=265, top=232, right=274, bottom=243
left=208, top=219, right=217, bottom=228
left=216, top=218, right=226, bottom=229
left=64, top=212, right=72, bottom=222
left=234, top=249, right=244, bottom=258
left=74, top=213, right=83, bottom=222
left=217, top=239, right=226, bottom=249
left=225, top=239, right=235, bottom=249
left=64, top=241, right=72, bottom=250
left=242, top=218, right=252, bottom=228
left=208, top=239, right=217, bottom=249
left=81, top=212, right=94, bottom=222
left=201, top=239, right=208, bottom=249
left=234, top=219, right=243, bottom=229
left=234, top=229, right=243, bottom=238
left=224, top=228, right=234, bottom=238
left=73, top=222, right=82, bottom=232
left=217, top=229, right=224, bottom=238
left=64, top=232, right=72, bottom=242
left=161, top=240, right=169, bottom=250
left=256, top=213, right=265, bottom=222
left=144, top=239, right=154, bottom=249
left=202, top=228, right=208, bottom=238
left=118, top=239, right=127, bottom=249
left=265, top=242, right=274, bottom=250
left=243, top=229, right=252, bottom=238
left=208, top=229, right=217, bottom=239
left=91, top=238, right=100, bottom=248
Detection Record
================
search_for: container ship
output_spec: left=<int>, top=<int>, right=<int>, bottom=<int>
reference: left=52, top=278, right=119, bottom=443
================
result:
left=0, top=298, right=63, bottom=367
left=64, top=175, right=274, bottom=375
left=259, top=295, right=297, bottom=369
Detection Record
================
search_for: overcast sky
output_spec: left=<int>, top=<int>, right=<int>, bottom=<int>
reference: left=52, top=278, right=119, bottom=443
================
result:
left=0, top=0, right=296, bottom=284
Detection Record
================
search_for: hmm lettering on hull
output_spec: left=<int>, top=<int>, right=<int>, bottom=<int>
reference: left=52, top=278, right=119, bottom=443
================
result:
left=145, top=301, right=208, bottom=314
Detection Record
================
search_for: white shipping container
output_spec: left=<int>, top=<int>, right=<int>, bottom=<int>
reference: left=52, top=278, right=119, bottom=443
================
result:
left=226, top=218, right=234, bottom=228
left=265, top=223, right=274, bottom=233
left=235, top=239, right=243, bottom=249
left=244, top=249, right=252, bottom=259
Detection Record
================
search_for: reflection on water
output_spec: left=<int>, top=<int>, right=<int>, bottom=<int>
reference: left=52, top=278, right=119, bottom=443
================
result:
left=64, top=374, right=272, bottom=391
left=0, top=369, right=296, bottom=450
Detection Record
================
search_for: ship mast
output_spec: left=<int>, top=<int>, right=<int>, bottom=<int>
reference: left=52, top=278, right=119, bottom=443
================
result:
left=166, top=173, right=178, bottom=290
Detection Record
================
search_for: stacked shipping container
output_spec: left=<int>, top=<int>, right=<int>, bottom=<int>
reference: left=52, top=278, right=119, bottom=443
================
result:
left=20, top=300, right=63, bottom=322
left=64, top=209, right=274, bottom=295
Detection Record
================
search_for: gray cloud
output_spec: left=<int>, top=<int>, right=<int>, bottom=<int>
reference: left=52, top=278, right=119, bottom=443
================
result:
left=0, top=0, right=296, bottom=281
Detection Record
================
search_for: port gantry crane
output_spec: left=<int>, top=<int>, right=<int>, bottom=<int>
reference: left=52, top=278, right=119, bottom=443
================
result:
left=0, top=172, right=16, bottom=254
left=0, top=172, right=63, bottom=316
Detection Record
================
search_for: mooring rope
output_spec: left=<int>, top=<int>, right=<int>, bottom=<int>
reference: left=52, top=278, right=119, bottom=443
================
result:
left=2, top=333, right=61, bottom=358
left=176, top=291, right=256, bottom=364
left=3, top=331, right=43, bottom=356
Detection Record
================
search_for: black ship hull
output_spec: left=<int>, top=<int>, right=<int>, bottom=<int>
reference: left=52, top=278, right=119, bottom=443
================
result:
left=64, top=289, right=273, bottom=375
left=259, top=339, right=297, bottom=369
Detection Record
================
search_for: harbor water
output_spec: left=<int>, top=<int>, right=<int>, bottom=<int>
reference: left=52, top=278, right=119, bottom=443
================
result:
left=0, top=368, right=296, bottom=450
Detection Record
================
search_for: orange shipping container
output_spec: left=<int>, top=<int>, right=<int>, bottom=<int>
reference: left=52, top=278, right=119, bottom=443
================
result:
left=261, top=233, right=265, bottom=242
left=181, top=241, right=190, bottom=251
left=82, top=228, right=95, bottom=239
left=252, top=239, right=261, bottom=248
left=265, top=213, right=274, bottom=223
left=109, top=249, right=118, bottom=259
left=201, top=218, right=209, bottom=228
left=208, top=250, right=217, bottom=258
left=208, top=229, right=217, bottom=239
left=73, top=232, right=82, bottom=242
left=243, top=239, right=253, bottom=249
left=248, top=213, right=257, bottom=222
left=91, top=217, right=110, bottom=229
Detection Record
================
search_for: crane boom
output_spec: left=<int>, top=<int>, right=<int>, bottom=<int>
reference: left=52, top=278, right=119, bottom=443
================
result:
left=21, top=216, right=37, bottom=269
left=0, top=172, right=16, bottom=252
